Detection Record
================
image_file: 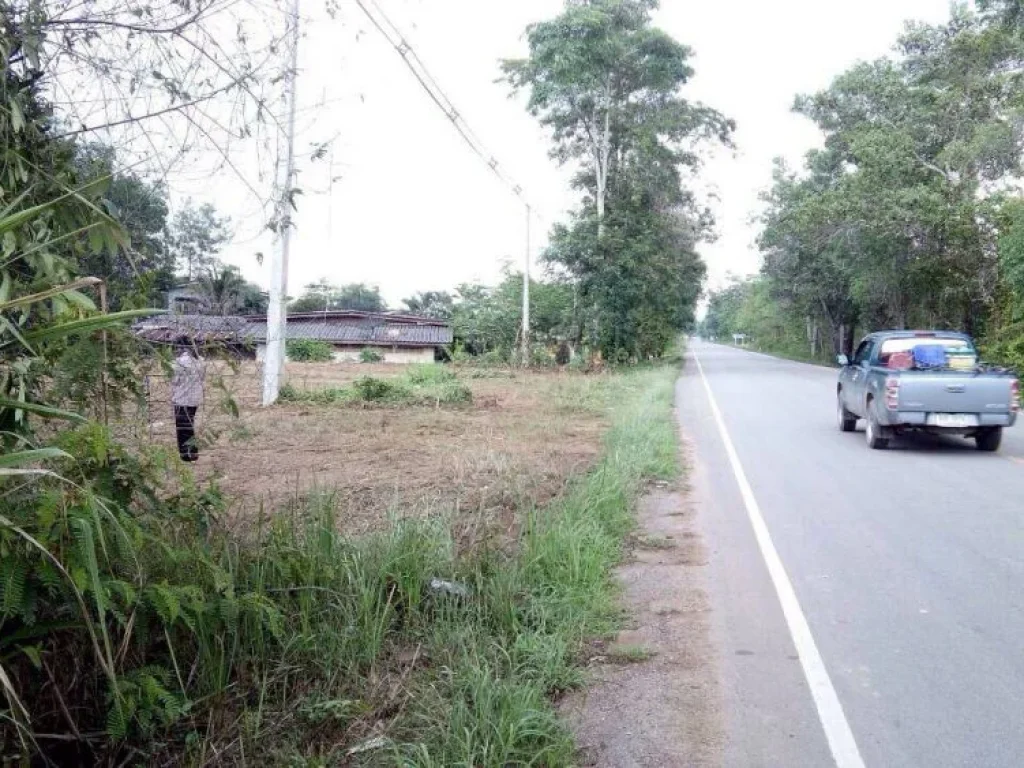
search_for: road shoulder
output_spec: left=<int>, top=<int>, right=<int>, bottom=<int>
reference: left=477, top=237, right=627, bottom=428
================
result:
left=560, top=415, right=723, bottom=766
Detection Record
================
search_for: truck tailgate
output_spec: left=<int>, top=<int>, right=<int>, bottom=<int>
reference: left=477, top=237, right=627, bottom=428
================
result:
left=896, top=372, right=1014, bottom=414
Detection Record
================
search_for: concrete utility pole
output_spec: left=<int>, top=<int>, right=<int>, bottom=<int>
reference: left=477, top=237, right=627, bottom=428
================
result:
left=522, top=204, right=531, bottom=367
left=262, top=0, right=301, bottom=407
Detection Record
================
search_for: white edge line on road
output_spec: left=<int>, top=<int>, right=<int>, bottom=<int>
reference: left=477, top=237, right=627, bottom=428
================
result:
left=692, top=346, right=866, bottom=768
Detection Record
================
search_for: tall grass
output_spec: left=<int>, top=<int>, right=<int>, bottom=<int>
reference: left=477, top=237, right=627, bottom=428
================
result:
left=1, top=367, right=679, bottom=765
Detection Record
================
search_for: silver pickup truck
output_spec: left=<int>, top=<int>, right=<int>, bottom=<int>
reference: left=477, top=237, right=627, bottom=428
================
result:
left=836, top=331, right=1019, bottom=451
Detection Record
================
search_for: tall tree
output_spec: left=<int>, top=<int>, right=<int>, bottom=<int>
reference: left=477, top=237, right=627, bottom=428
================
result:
left=168, top=201, right=231, bottom=282
left=503, top=0, right=731, bottom=234
left=505, top=0, right=731, bottom=360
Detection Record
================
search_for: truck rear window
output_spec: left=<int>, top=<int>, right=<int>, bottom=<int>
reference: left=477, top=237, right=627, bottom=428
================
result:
left=878, top=337, right=976, bottom=369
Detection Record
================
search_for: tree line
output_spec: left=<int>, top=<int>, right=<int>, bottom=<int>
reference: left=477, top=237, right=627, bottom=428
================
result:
left=704, top=0, right=1024, bottom=370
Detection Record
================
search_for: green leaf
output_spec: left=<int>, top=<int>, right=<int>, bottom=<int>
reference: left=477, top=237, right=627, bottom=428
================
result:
left=21, top=308, right=163, bottom=345
left=0, top=448, right=71, bottom=468
left=19, top=645, right=41, bottom=670
left=0, top=277, right=101, bottom=313
left=1, top=232, right=14, bottom=258
left=0, top=397, right=86, bottom=422
left=0, top=315, right=36, bottom=356
left=9, top=100, right=24, bottom=134
left=63, top=290, right=97, bottom=312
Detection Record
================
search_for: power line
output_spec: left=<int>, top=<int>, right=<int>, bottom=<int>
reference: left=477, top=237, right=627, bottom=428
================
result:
left=352, top=0, right=539, bottom=215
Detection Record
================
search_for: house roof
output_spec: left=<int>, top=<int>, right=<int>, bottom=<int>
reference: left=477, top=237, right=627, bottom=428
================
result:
left=134, top=315, right=255, bottom=344
left=247, top=312, right=452, bottom=347
left=135, top=311, right=452, bottom=348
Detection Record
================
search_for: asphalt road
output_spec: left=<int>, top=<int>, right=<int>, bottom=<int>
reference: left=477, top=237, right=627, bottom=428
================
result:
left=677, top=341, right=1024, bottom=768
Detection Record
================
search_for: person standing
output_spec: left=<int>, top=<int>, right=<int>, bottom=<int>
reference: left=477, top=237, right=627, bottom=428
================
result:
left=171, top=339, right=206, bottom=462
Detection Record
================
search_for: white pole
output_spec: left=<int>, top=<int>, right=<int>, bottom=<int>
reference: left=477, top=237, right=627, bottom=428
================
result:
left=262, top=0, right=301, bottom=406
left=521, top=204, right=531, bottom=367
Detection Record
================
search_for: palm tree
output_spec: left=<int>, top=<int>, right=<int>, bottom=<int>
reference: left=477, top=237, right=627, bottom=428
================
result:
left=199, top=264, right=249, bottom=315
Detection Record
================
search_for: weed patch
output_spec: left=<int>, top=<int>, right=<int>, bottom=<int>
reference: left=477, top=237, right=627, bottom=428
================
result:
left=281, top=367, right=473, bottom=407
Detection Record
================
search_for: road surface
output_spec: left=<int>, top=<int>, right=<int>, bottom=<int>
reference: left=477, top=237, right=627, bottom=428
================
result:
left=677, top=341, right=1024, bottom=768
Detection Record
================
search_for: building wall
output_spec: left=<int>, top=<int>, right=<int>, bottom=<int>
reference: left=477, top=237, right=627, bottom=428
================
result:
left=257, top=343, right=435, bottom=365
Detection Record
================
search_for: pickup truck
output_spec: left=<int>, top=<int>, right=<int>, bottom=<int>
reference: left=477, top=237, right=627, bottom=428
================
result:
left=836, top=331, right=1019, bottom=451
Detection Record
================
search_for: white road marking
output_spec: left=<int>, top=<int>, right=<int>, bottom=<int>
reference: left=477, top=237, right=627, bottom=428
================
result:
left=692, top=346, right=866, bottom=768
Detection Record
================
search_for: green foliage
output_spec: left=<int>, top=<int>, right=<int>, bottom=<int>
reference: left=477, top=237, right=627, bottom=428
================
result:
left=290, top=281, right=386, bottom=313
left=280, top=368, right=471, bottom=408
left=505, top=0, right=730, bottom=362
left=352, top=375, right=410, bottom=402
left=286, top=339, right=335, bottom=362
left=747, top=6, right=1024, bottom=359
left=198, top=263, right=267, bottom=316
left=405, top=363, right=456, bottom=385
left=403, top=290, right=454, bottom=320
left=359, top=346, right=384, bottom=363
left=451, top=268, right=573, bottom=361
left=168, top=201, right=231, bottom=282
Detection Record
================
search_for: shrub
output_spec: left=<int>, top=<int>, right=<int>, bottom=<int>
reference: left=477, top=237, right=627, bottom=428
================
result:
left=352, top=376, right=410, bottom=402
left=405, top=363, right=456, bottom=385
left=419, top=379, right=473, bottom=405
left=359, top=347, right=384, bottom=363
left=286, top=339, right=335, bottom=362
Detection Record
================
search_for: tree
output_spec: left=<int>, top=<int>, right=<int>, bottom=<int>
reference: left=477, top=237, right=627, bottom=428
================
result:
left=752, top=5, right=1024, bottom=360
left=290, top=281, right=386, bottom=313
left=403, top=291, right=454, bottom=320
left=502, top=0, right=732, bottom=234
left=199, top=263, right=266, bottom=315
left=168, top=201, right=231, bottom=282
left=73, top=145, right=175, bottom=309
left=506, top=0, right=730, bottom=360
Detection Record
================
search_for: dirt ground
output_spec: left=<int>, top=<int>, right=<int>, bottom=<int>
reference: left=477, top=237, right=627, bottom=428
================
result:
left=137, top=361, right=612, bottom=537
left=561, top=438, right=723, bottom=766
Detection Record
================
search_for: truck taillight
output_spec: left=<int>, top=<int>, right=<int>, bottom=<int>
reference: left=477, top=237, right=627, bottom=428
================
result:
left=1012, top=379, right=1020, bottom=414
left=885, top=377, right=899, bottom=410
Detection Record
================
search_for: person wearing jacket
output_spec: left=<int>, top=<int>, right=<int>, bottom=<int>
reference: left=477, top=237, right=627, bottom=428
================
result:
left=171, top=339, right=206, bottom=462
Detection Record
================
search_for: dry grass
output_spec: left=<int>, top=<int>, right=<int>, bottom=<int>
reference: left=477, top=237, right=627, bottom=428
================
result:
left=136, top=361, right=614, bottom=539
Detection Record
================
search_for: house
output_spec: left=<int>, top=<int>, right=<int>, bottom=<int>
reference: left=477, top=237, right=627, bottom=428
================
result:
left=247, top=310, right=452, bottom=364
left=167, top=283, right=209, bottom=314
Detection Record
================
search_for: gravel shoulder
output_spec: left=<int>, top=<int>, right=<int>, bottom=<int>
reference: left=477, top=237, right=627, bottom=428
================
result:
left=561, top=430, right=724, bottom=767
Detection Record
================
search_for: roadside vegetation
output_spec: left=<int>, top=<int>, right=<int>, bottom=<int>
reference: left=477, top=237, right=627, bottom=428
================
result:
left=3, top=0, right=703, bottom=763
left=702, top=1, right=1024, bottom=371
left=2, top=349, right=678, bottom=763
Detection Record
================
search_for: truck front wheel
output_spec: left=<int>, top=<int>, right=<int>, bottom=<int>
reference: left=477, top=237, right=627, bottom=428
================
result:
left=975, top=427, right=1003, bottom=452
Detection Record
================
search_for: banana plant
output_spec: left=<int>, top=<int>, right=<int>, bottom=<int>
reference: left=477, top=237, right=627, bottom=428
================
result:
left=0, top=194, right=164, bottom=471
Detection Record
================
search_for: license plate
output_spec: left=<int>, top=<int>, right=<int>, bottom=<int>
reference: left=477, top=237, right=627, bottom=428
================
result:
left=927, top=413, right=978, bottom=428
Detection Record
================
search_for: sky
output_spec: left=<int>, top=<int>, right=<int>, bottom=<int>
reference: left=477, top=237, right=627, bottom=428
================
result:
left=172, top=0, right=955, bottom=306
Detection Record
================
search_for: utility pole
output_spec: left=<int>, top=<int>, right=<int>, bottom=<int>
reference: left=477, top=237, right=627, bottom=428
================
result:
left=262, top=0, right=300, bottom=406
left=521, top=204, right=531, bottom=367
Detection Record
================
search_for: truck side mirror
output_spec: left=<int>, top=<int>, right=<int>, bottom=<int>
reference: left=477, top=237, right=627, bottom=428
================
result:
left=836, top=354, right=849, bottom=366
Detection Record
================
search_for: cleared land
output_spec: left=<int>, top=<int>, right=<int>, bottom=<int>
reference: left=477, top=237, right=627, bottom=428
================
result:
left=140, top=362, right=614, bottom=535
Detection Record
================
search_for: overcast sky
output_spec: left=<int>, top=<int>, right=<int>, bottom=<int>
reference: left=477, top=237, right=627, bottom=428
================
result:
left=174, top=0, right=955, bottom=306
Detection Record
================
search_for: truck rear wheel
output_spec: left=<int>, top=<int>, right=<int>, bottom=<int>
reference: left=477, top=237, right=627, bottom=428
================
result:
left=865, top=403, right=889, bottom=450
left=975, top=427, right=1003, bottom=452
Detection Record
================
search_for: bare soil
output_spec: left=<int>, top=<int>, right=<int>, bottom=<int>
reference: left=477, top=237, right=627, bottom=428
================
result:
left=136, top=361, right=610, bottom=537
left=561, top=437, right=723, bottom=766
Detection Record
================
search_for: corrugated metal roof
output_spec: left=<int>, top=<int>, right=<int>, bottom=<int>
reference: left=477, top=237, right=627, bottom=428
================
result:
left=135, top=313, right=452, bottom=347
left=246, top=316, right=452, bottom=347
left=134, top=315, right=255, bottom=344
